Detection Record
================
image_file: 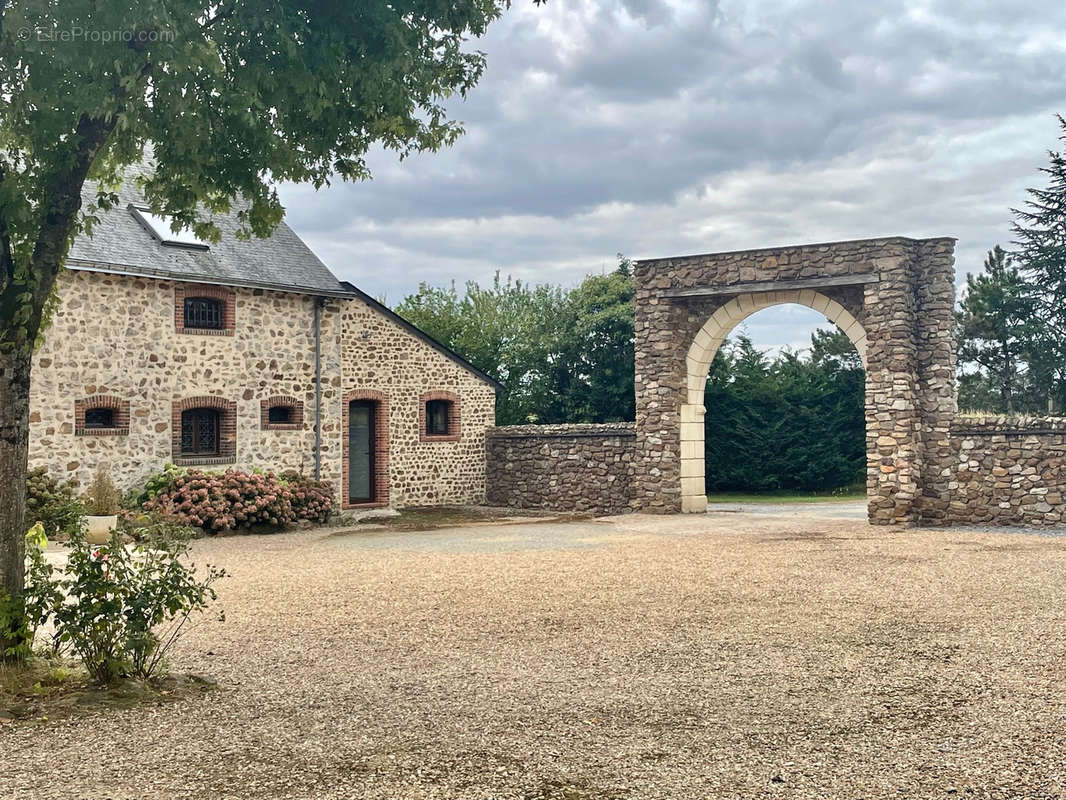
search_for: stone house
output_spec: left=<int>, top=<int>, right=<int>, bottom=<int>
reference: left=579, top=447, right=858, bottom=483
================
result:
left=28, top=175, right=499, bottom=510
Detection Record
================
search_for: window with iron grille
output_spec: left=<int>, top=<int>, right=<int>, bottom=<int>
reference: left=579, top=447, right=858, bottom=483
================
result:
left=183, top=297, right=223, bottom=330
left=426, top=400, right=451, bottom=436
left=84, top=407, right=116, bottom=429
left=268, top=405, right=293, bottom=425
left=181, top=408, right=220, bottom=455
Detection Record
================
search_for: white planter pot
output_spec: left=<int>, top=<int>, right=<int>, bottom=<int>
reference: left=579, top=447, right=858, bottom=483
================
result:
left=85, top=514, right=118, bottom=545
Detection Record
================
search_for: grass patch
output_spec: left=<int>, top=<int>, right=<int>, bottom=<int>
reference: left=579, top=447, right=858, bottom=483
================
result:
left=0, top=657, right=215, bottom=724
left=707, top=487, right=866, bottom=504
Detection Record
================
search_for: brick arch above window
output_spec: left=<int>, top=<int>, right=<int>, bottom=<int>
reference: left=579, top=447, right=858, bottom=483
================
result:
left=419, top=390, right=461, bottom=442
left=174, top=284, right=235, bottom=335
left=261, top=395, right=304, bottom=430
left=172, top=396, right=237, bottom=465
left=75, top=395, right=130, bottom=436
left=341, top=389, right=390, bottom=509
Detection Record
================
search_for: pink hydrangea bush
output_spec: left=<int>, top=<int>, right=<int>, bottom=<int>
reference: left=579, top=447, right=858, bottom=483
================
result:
left=144, top=469, right=334, bottom=532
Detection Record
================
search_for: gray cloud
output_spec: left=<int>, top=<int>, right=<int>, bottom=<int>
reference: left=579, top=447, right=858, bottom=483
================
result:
left=278, top=0, right=1066, bottom=349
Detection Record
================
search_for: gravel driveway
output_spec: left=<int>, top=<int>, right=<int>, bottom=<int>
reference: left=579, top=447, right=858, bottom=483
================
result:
left=4, top=511, right=1066, bottom=799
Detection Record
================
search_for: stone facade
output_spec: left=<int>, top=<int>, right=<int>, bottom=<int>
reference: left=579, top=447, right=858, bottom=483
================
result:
left=336, top=296, right=495, bottom=508
left=28, top=269, right=496, bottom=509
left=633, top=236, right=958, bottom=525
left=941, top=417, right=1066, bottom=526
left=485, top=424, right=635, bottom=514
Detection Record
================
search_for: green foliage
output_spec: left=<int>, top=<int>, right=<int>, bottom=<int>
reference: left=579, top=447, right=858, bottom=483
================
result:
left=119, top=509, right=198, bottom=545
left=2, top=524, right=54, bottom=662
left=26, top=466, right=83, bottom=538
left=955, top=246, right=1044, bottom=414
left=1005, top=115, right=1066, bottom=413
left=81, top=469, right=121, bottom=516
left=396, top=259, right=633, bottom=425
left=549, top=259, right=634, bottom=423
left=126, top=463, right=185, bottom=509
left=399, top=261, right=867, bottom=493
left=0, top=0, right=524, bottom=347
left=23, top=525, right=225, bottom=684
left=704, top=332, right=866, bottom=493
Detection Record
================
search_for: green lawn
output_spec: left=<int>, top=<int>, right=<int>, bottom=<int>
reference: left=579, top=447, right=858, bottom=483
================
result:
left=706, top=488, right=866, bottom=504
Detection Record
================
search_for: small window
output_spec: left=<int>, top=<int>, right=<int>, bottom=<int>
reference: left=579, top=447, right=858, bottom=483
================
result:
left=130, top=205, right=210, bottom=250
left=84, top=408, right=116, bottom=429
left=426, top=400, right=451, bottom=436
left=181, top=408, right=220, bottom=455
left=184, top=297, right=223, bottom=330
left=268, top=406, right=293, bottom=425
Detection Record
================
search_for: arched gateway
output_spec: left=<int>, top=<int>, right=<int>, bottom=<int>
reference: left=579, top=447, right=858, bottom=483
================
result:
left=632, top=236, right=958, bottom=525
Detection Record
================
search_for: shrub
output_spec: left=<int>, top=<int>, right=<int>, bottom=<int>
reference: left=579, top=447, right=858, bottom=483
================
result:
left=26, top=467, right=84, bottom=539
left=24, top=524, right=226, bottom=684
left=127, top=463, right=186, bottom=508
left=120, top=509, right=200, bottom=544
left=82, top=469, right=121, bottom=516
left=280, top=470, right=336, bottom=524
left=143, top=468, right=334, bottom=532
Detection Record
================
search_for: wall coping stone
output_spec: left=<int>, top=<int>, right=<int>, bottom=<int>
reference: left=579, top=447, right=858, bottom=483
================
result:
left=951, top=415, right=1066, bottom=436
left=488, top=422, right=636, bottom=440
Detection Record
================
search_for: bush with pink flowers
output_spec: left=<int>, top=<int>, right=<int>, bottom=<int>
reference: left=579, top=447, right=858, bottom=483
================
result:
left=144, top=469, right=334, bottom=532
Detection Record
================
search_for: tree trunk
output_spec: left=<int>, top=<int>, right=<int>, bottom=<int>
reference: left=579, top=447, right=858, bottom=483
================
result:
left=0, top=347, right=31, bottom=654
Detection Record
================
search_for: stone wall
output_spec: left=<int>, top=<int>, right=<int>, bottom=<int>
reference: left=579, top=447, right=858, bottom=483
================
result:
left=485, top=423, right=635, bottom=514
left=29, top=269, right=496, bottom=510
left=30, top=270, right=337, bottom=490
left=939, top=417, right=1066, bottom=526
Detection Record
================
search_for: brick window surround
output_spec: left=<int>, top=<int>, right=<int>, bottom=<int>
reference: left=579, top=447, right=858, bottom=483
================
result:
left=419, top=390, right=461, bottom=442
left=261, top=396, right=304, bottom=430
left=75, top=395, right=131, bottom=436
left=172, top=396, right=237, bottom=466
left=341, top=389, right=389, bottom=509
left=174, top=284, right=235, bottom=336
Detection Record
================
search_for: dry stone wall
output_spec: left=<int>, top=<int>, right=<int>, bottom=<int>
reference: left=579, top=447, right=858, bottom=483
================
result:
left=485, top=423, right=635, bottom=514
left=939, top=417, right=1066, bottom=526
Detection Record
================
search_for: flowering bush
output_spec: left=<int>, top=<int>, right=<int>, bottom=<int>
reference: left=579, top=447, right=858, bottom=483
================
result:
left=143, top=468, right=334, bottom=532
left=280, top=470, right=336, bottom=524
left=23, top=524, right=225, bottom=684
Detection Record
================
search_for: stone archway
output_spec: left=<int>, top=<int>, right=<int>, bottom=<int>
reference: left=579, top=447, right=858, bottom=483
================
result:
left=679, top=289, right=869, bottom=513
left=632, top=236, right=958, bottom=525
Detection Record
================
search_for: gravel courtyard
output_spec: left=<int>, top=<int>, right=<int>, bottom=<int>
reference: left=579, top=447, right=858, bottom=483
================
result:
left=4, top=510, right=1066, bottom=799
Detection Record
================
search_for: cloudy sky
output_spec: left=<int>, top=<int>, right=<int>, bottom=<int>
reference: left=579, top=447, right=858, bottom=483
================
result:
left=279, top=0, right=1066, bottom=352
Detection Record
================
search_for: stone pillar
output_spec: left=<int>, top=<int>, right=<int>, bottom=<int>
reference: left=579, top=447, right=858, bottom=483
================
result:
left=631, top=261, right=693, bottom=513
left=862, top=242, right=923, bottom=524
left=913, top=238, right=959, bottom=522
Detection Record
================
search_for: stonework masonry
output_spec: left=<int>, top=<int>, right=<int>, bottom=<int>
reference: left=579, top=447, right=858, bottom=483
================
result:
left=488, top=236, right=1066, bottom=526
left=485, top=424, right=635, bottom=514
left=632, top=236, right=959, bottom=524
left=943, top=417, right=1066, bottom=526
left=28, top=269, right=495, bottom=509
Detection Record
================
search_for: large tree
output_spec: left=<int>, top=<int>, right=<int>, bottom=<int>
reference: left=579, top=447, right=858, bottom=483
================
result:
left=0, top=0, right=527, bottom=651
left=1011, top=114, right=1066, bottom=411
left=956, top=245, right=1041, bottom=414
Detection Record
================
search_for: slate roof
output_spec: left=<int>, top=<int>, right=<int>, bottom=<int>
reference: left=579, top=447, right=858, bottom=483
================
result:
left=65, top=164, right=501, bottom=389
left=67, top=163, right=352, bottom=297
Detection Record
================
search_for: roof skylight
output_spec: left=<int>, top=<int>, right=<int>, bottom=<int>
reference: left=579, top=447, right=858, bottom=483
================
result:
left=130, top=205, right=210, bottom=250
